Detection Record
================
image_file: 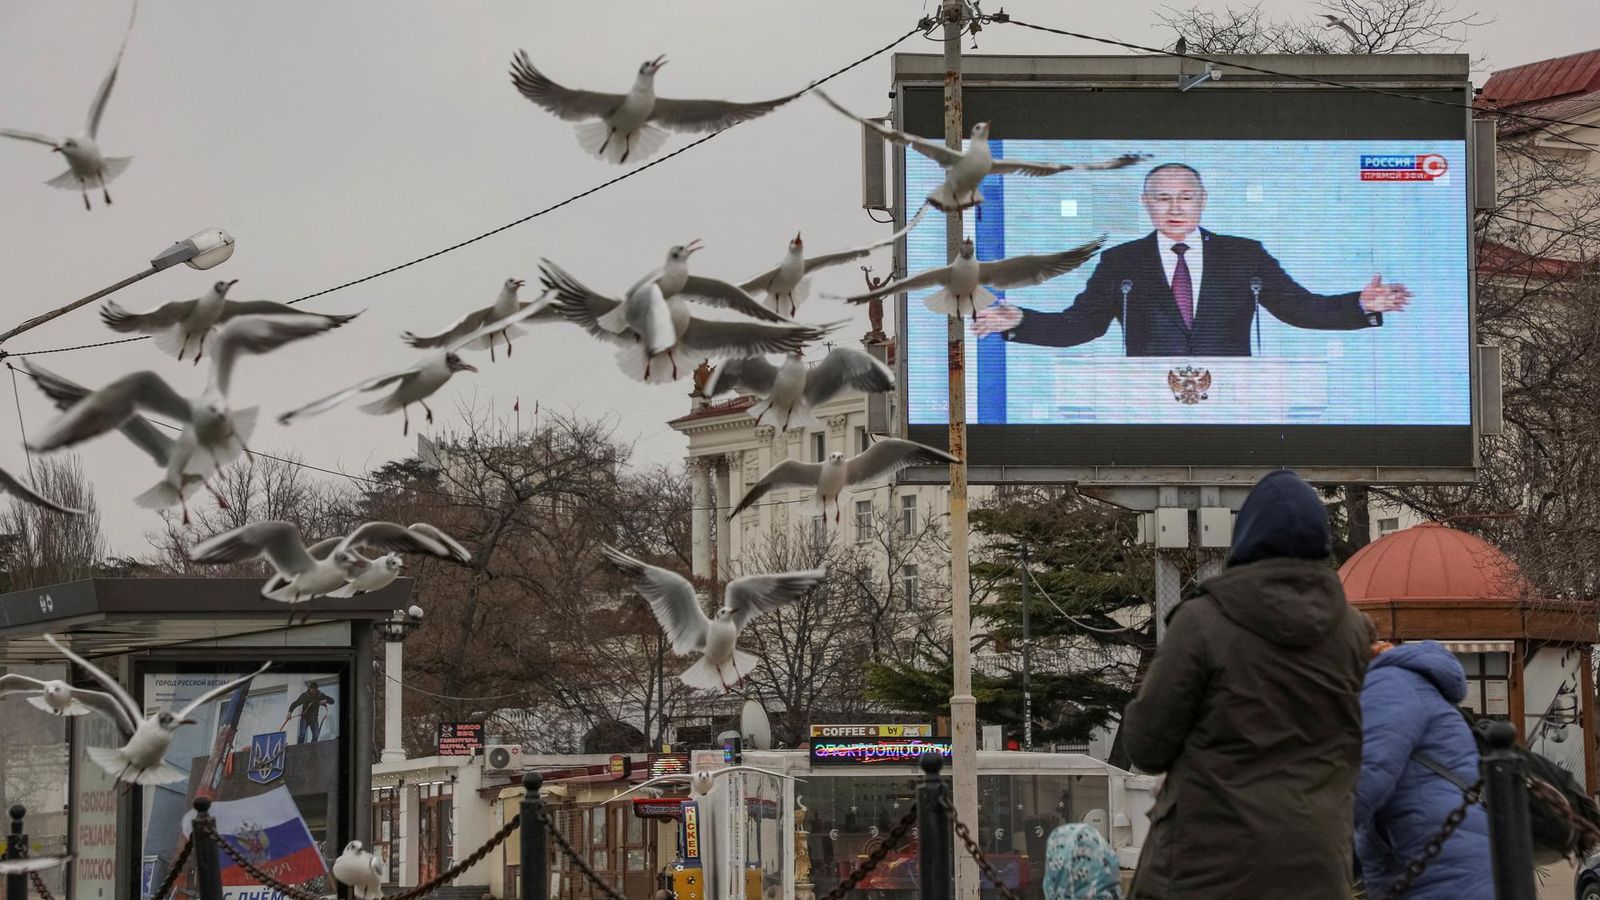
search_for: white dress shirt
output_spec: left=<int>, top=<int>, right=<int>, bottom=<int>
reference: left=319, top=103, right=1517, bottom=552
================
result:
left=1156, top=231, right=1205, bottom=316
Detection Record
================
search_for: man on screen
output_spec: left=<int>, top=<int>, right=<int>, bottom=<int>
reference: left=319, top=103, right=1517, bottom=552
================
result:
left=971, top=163, right=1412, bottom=355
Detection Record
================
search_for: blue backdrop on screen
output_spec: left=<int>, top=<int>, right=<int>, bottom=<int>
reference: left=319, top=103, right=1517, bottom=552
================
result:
left=903, top=140, right=1470, bottom=428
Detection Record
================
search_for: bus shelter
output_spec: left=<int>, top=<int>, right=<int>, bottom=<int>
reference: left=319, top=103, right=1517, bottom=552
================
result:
left=0, top=576, right=410, bottom=900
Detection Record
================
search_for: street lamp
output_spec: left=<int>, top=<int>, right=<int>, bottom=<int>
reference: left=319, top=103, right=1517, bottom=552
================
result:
left=0, top=227, right=237, bottom=347
left=378, top=605, right=425, bottom=763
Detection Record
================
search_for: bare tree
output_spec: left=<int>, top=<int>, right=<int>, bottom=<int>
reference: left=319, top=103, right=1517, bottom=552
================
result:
left=0, top=456, right=106, bottom=590
left=1155, top=0, right=1487, bottom=56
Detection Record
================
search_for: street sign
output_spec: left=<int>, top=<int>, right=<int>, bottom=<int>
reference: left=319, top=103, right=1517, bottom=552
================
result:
left=436, top=722, right=484, bottom=756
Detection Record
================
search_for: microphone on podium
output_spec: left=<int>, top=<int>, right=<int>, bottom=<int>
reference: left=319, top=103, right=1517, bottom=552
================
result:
left=1120, top=280, right=1133, bottom=356
left=1249, top=276, right=1263, bottom=356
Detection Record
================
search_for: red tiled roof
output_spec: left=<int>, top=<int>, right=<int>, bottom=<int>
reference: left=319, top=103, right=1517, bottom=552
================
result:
left=1479, top=49, right=1600, bottom=109
left=667, top=395, right=756, bottom=426
left=1476, top=239, right=1596, bottom=279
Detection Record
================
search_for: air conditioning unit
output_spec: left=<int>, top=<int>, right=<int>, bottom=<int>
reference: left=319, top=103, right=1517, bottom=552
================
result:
left=483, top=744, right=523, bottom=774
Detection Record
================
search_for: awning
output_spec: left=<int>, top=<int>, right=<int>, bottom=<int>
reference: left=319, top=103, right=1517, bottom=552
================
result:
left=1439, top=640, right=1516, bottom=654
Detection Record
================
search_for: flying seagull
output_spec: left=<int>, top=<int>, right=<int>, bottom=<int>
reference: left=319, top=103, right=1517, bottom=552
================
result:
left=0, top=671, right=122, bottom=717
left=632, top=241, right=795, bottom=324
left=601, top=544, right=825, bottom=692
left=510, top=52, right=799, bottom=165
left=317, top=548, right=403, bottom=598
left=0, top=465, right=83, bottom=515
left=1321, top=14, right=1363, bottom=43
left=815, top=90, right=1147, bottom=212
left=25, top=314, right=354, bottom=518
left=730, top=439, right=959, bottom=524
left=0, top=856, right=71, bottom=876
left=24, top=362, right=213, bottom=517
left=606, top=766, right=797, bottom=803
left=45, top=633, right=270, bottom=785
left=401, top=278, right=549, bottom=361
left=190, top=520, right=470, bottom=604
left=101, top=279, right=359, bottom=363
left=0, top=1, right=139, bottom=209
left=540, top=261, right=833, bottom=383
left=739, top=206, right=928, bottom=317
left=838, top=236, right=1104, bottom=318
left=279, top=303, right=545, bottom=434
left=332, top=842, right=386, bottom=900
left=705, top=348, right=893, bottom=431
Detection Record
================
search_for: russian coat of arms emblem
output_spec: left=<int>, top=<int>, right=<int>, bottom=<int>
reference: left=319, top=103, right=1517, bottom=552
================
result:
left=1167, top=366, right=1213, bottom=404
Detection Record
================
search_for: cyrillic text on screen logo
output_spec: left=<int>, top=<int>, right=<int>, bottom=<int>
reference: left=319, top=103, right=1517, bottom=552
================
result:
left=1359, top=154, right=1448, bottom=181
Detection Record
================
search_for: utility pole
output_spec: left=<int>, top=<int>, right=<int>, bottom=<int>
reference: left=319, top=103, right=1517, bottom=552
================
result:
left=1020, top=541, right=1032, bottom=751
left=941, top=1, right=980, bottom=897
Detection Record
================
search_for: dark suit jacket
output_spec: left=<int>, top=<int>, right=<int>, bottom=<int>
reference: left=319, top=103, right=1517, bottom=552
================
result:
left=1003, top=229, right=1382, bottom=356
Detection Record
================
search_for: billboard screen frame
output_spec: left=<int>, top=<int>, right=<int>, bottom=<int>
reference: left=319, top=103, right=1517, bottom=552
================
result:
left=886, top=52, right=1480, bottom=487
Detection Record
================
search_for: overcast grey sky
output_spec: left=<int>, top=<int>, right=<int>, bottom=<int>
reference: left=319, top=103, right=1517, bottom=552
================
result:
left=0, top=0, right=1593, bottom=555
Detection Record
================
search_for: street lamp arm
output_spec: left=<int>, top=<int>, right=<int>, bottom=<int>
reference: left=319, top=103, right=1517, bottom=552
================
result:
left=0, top=266, right=157, bottom=347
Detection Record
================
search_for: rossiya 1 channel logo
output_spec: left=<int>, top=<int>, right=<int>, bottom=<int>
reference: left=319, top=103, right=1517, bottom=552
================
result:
left=1359, top=153, right=1449, bottom=181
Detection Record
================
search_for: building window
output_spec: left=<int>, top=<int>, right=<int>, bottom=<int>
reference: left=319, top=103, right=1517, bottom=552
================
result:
left=901, top=564, right=918, bottom=601
left=812, top=432, right=827, bottom=462
left=855, top=500, right=873, bottom=543
left=855, top=425, right=870, bottom=454
left=1378, top=517, right=1400, bottom=535
left=900, top=495, right=918, bottom=536
left=1457, top=652, right=1510, bottom=717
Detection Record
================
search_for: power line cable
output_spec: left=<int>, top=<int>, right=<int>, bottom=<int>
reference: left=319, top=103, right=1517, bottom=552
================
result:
left=1, top=25, right=925, bottom=360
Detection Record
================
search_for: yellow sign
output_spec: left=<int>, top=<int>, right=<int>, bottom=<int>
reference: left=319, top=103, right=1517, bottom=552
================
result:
left=810, top=723, right=933, bottom=739
left=683, top=802, right=701, bottom=861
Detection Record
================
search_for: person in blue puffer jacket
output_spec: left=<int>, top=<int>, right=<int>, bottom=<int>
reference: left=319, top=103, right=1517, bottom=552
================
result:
left=1354, top=639, right=1492, bottom=898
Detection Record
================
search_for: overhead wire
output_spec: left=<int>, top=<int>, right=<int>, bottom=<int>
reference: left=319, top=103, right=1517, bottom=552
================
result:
left=0, top=25, right=925, bottom=360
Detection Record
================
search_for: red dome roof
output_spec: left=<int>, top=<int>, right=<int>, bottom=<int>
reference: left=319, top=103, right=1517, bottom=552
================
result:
left=1340, top=523, right=1525, bottom=603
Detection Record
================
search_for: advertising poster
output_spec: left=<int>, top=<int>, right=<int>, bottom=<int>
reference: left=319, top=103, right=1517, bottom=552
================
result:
left=139, top=669, right=343, bottom=900
left=71, top=712, right=123, bottom=900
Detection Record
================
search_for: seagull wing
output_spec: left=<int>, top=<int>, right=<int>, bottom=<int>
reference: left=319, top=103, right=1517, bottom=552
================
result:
left=678, top=318, right=829, bottom=358
left=406, top=523, right=471, bottom=562
left=70, top=690, right=137, bottom=738
left=724, top=568, right=827, bottom=629
left=803, top=348, right=894, bottom=407
left=648, top=91, right=801, bottom=133
left=989, top=153, right=1148, bottom=176
left=813, top=90, right=964, bottom=166
left=838, top=264, right=951, bottom=305
left=190, top=521, right=317, bottom=575
left=0, top=674, right=49, bottom=696
left=401, top=307, right=493, bottom=349
left=704, top=356, right=779, bottom=398
left=0, top=466, right=84, bottom=515
left=0, top=857, right=71, bottom=875
left=509, top=52, right=626, bottom=121
left=0, top=129, right=58, bottom=148
left=845, top=438, right=959, bottom=483
left=800, top=205, right=929, bottom=272
left=305, top=537, right=342, bottom=560
left=539, top=260, right=625, bottom=341
left=727, top=459, right=822, bottom=520
left=43, top=634, right=139, bottom=729
left=23, top=362, right=177, bottom=467
left=27, top=370, right=189, bottom=452
left=173, top=662, right=271, bottom=720
left=340, top=522, right=470, bottom=563
left=86, top=0, right=137, bottom=137
left=278, top=367, right=413, bottom=424
left=99, top=298, right=200, bottom=333
left=600, top=545, right=710, bottom=655
left=975, top=238, right=1104, bottom=290
left=444, top=302, right=548, bottom=355
left=209, top=313, right=357, bottom=398
left=678, top=276, right=794, bottom=323
left=605, top=774, right=690, bottom=803
left=217, top=300, right=361, bottom=324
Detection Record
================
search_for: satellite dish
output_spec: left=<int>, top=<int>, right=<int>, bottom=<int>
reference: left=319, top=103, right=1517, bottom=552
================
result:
left=740, top=699, right=774, bottom=751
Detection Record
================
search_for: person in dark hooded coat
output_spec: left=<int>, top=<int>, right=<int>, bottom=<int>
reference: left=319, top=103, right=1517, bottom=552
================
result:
left=1122, top=470, right=1369, bottom=900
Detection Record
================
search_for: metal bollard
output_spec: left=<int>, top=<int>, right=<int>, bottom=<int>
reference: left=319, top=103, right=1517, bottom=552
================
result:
left=190, top=798, right=226, bottom=900
left=520, top=772, right=547, bottom=900
left=1482, top=721, right=1537, bottom=900
left=917, top=752, right=952, bottom=900
left=5, top=806, right=27, bottom=900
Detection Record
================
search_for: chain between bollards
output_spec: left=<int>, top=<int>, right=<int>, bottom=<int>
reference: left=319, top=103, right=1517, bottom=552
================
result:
left=148, top=839, right=192, bottom=900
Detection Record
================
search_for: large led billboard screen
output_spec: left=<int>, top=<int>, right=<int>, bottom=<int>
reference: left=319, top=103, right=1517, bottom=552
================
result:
left=897, top=79, right=1475, bottom=471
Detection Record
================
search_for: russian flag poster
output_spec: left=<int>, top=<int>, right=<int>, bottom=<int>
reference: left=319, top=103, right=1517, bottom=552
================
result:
left=182, top=786, right=329, bottom=899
